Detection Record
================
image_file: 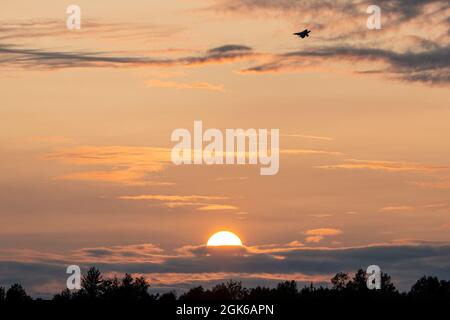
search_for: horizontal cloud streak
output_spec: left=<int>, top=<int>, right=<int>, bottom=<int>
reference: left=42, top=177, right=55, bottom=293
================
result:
left=119, top=195, right=229, bottom=202
left=119, top=194, right=238, bottom=212
left=242, top=45, right=450, bottom=85
left=0, top=19, right=181, bottom=42
left=304, top=228, right=342, bottom=243
left=147, top=79, right=225, bottom=92
left=213, top=0, right=447, bottom=20
left=316, top=159, right=447, bottom=172
left=46, top=144, right=345, bottom=185
left=47, top=146, right=172, bottom=185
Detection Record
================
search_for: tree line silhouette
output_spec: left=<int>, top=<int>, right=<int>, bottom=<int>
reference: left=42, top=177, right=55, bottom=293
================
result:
left=1, top=267, right=450, bottom=303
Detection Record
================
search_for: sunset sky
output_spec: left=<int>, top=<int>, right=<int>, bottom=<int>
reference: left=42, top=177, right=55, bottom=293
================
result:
left=1, top=0, right=449, bottom=297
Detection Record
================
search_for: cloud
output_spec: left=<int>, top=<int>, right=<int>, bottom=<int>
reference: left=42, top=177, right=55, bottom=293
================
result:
left=119, top=195, right=229, bottom=202
left=316, top=159, right=447, bottom=172
left=208, top=45, right=252, bottom=54
left=305, top=228, right=343, bottom=236
left=379, top=203, right=449, bottom=213
left=0, top=249, right=66, bottom=264
left=212, top=0, right=449, bottom=29
left=305, top=236, right=324, bottom=243
left=57, top=170, right=170, bottom=186
left=46, top=142, right=346, bottom=186
left=0, top=19, right=181, bottom=42
left=304, top=228, right=343, bottom=243
left=47, top=146, right=172, bottom=185
left=213, top=0, right=443, bottom=15
left=2, top=4, right=448, bottom=86
left=47, top=146, right=170, bottom=167
left=119, top=194, right=238, bottom=212
left=197, top=204, right=239, bottom=211
left=209, top=0, right=450, bottom=85
left=374, top=0, right=448, bottom=21
left=72, top=244, right=168, bottom=263
left=147, top=79, right=225, bottom=92
left=379, top=206, right=415, bottom=213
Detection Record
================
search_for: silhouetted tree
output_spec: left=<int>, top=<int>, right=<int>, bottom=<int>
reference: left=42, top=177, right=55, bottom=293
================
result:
left=211, top=280, right=247, bottom=300
left=114, top=274, right=151, bottom=301
left=101, top=276, right=120, bottom=300
left=274, top=280, right=298, bottom=300
left=247, top=286, right=273, bottom=300
left=40, top=267, right=450, bottom=303
left=0, top=286, right=5, bottom=302
left=380, top=272, right=398, bottom=294
left=347, top=269, right=369, bottom=293
left=158, top=291, right=177, bottom=302
left=5, top=283, right=31, bottom=302
left=132, top=276, right=152, bottom=300
left=180, top=286, right=207, bottom=301
left=53, top=288, right=73, bottom=301
left=118, top=273, right=136, bottom=300
left=300, top=283, right=330, bottom=299
left=52, top=269, right=155, bottom=302
left=409, top=276, right=449, bottom=298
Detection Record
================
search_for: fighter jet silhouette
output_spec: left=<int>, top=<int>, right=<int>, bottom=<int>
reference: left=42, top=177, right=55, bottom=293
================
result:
left=293, top=29, right=311, bottom=39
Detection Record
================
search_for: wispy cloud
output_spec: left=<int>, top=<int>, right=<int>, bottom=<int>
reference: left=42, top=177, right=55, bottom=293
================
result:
left=57, top=170, right=170, bottom=186
left=410, top=179, right=450, bottom=190
left=316, top=159, right=447, bottom=172
left=2, top=2, right=448, bottom=86
left=247, top=241, right=304, bottom=255
left=46, top=144, right=345, bottom=186
left=0, top=43, right=255, bottom=70
left=209, top=0, right=450, bottom=85
left=197, top=204, right=238, bottom=211
left=0, top=19, right=181, bottom=42
left=147, top=79, right=225, bottom=92
left=47, top=146, right=172, bottom=185
left=242, top=45, right=450, bottom=85
left=211, top=0, right=449, bottom=42
left=379, top=203, right=449, bottom=213
left=119, top=195, right=229, bottom=202
left=379, top=206, right=415, bottom=213
left=72, top=244, right=168, bottom=263
left=304, top=228, right=343, bottom=243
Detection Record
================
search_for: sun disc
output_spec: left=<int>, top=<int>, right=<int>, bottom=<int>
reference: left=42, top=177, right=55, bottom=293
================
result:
left=207, top=231, right=243, bottom=247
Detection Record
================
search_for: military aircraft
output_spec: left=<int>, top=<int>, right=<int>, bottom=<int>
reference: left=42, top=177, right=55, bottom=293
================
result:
left=293, top=29, right=311, bottom=39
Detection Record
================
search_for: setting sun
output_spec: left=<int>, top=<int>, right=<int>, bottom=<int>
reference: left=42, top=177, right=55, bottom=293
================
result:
left=206, top=231, right=243, bottom=247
